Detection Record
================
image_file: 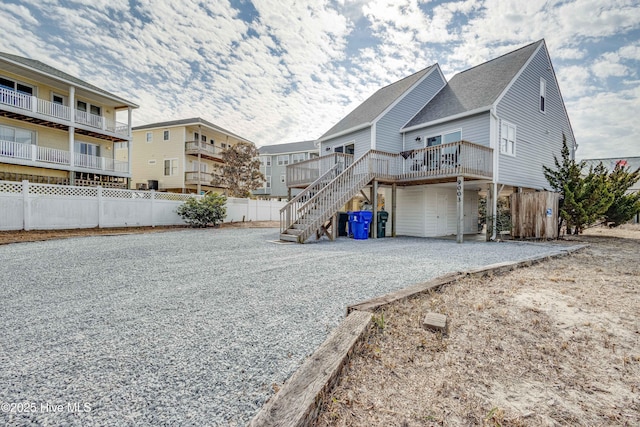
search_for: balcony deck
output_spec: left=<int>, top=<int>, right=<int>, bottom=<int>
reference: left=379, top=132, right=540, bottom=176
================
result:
left=184, top=171, right=224, bottom=186
left=0, top=87, right=129, bottom=141
left=0, top=140, right=129, bottom=176
left=185, top=141, right=224, bottom=162
left=286, top=141, right=493, bottom=188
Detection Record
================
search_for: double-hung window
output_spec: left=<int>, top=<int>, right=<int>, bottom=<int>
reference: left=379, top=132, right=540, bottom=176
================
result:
left=163, top=130, right=169, bottom=141
left=291, top=153, right=306, bottom=163
left=500, top=121, right=516, bottom=156
left=164, top=159, right=178, bottom=176
left=277, top=155, right=289, bottom=166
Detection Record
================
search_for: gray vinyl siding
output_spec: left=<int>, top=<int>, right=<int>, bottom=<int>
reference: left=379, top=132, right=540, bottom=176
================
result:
left=402, top=112, right=490, bottom=151
left=496, top=45, right=576, bottom=190
left=320, top=127, right=371, bottom=159
left=376, top=70, right=446, bottom=153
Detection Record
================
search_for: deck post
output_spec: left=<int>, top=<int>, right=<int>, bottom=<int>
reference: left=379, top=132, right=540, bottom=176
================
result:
left=391, top=183, right=396, bottom=237
left=456, top=176, right=464, bottom=243
left=371, top=180, right=378, bottom=239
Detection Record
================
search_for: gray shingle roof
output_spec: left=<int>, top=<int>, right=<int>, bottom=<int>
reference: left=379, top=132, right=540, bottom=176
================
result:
left=403, top=40, right=543, bottom=129
left=258, top=140, right=317, bottom=155
left=319, top=65, right=436, bottom=140
left=132, top=117, right=253, bottom=144
left=0, top=51, right=138, bottom=107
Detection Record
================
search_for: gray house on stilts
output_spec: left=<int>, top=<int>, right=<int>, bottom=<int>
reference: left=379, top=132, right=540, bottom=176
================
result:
left=280, top=39, right=576, bottom=243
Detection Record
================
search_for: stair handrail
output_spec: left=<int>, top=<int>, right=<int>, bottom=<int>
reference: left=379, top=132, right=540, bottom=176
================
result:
left=280, top=160, right=345, bottom=233
left=293, top=151, right=375, bottom=242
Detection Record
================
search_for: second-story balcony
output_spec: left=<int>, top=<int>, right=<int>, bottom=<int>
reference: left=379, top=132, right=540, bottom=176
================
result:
left=184, top=171, right=223, bottom=186
left=0, top=87, right=129, bottom=139
left=184, top=140, right=225, bottom=162
left=0, top=139, right=129, bottom=176
left=286, top=141, right=493, bottom=188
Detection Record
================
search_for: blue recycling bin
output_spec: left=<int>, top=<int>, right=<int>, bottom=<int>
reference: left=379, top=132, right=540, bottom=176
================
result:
left=348, top=211, right=373, bottom=240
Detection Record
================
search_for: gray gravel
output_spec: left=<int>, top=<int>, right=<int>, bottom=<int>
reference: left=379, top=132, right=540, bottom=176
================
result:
left=0, top=228, right=577, bottom=426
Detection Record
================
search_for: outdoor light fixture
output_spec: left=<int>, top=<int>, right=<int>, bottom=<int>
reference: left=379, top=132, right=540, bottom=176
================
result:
left=415, top=136, right=421, bottom=142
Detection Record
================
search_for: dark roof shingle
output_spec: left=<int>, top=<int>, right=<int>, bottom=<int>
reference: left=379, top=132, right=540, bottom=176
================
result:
left=320, top=65, right=436, bottom=140
left=403, top=41, right=543, bottom=129
left=258, top=140, right=317, bottom=154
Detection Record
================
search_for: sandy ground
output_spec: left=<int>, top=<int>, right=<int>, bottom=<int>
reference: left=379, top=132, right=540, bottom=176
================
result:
left=0, top=221, right=280, bottom=245
left=315, top=224, right=640, bottom=427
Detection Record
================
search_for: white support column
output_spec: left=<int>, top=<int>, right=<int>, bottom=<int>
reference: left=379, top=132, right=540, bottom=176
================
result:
left=491, top=182, right=498, bottom=241
left=456, top=176, right=464, bottom=244
left=391, top=183, right=397, bottom=237
left=371, top=180, right=378, bottom=239
left=68, top=86, right=76, bottom=183
left=69, top=86, right=75, bottom=124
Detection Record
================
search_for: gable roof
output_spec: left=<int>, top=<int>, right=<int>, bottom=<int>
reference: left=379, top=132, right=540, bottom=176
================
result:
left=319, top=64, right=437, bottom=141
left=0, top=51, right=138, bottom=108
left=403, top=40, right=543, bottom=130
left=259, top=140, right=317, bottom=155
left=132, top=117, right=253, bottom=144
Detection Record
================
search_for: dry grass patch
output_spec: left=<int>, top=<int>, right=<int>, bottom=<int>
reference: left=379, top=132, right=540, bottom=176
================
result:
left=315, top=225, right=640, bottom=427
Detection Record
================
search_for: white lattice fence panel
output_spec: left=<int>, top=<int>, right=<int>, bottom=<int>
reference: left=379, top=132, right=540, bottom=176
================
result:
left=155, top=193, right=195, bottom=201
left=29, top=183, right=98, bottom=197
left=0, top=181, right=23, bottom=194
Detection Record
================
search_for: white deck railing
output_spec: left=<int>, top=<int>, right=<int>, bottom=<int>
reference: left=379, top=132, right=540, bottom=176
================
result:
left=185, top=140, right=223, bottom=158
left=280, top=141, right=493, bottom=242
left=0, top=87, right=128, bottom=137
left=286, top=153, right=354, bottom=187
left=0, top=139, right=128, bottom=173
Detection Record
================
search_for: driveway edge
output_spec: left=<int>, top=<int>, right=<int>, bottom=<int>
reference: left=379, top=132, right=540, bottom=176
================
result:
left=248, top=243, right=587, bottom=427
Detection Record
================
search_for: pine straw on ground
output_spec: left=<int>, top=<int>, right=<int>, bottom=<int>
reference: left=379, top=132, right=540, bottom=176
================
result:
left=315, top=225, right=640, bottom=427
left=0, top=221, right=280, bottom=245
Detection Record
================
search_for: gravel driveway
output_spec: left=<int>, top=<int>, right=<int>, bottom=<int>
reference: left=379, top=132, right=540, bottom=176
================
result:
left=0, top=228, right=576, bottom=426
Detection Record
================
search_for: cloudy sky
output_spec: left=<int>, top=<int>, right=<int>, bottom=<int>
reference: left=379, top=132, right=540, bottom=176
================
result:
left=1, top=0, right=638, bottom=159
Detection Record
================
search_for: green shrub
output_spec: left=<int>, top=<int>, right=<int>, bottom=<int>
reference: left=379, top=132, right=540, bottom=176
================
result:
left=176, top=193, right=227, bottom=227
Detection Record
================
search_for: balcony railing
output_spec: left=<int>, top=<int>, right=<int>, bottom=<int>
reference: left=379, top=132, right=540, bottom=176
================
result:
left=286, top=153, right=354, bottom=187
left=184, top=140, right=224, bottom=159
left=286, top=141, right=493, bottom=187
left=0, top=140, right=128, bottom=174
left=0, top=87, right=128, bottom=137
left=184, top=171, right=221, bottom=185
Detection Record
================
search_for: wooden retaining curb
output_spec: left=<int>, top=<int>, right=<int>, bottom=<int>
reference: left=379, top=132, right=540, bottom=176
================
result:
left=249, top=244, right=587, bottom=427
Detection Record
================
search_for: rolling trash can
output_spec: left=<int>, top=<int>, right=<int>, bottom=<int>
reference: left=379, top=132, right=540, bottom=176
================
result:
left=347, top=211, right=373, bottom=240
left=337, top=212, right=349, bottom=237
left=377, top=211, right=389, bottom=238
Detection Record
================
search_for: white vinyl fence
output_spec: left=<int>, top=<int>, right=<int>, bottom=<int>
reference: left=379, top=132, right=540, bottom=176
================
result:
left=0, top=180, right=286, bottom=231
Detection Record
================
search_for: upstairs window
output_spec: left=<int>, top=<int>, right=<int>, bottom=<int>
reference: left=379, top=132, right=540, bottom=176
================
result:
left=0, top=124, right=35, bottom=144
left=539, top=78, right=546, bottom=113
left=291, top=153, right=306, bottom=163
left=164, top=159, right=178, bottom=176
left=277, top=155, right=289, bottom=165
left=163, top=130, right=169, bottom=141
left=500, top=121, right=516, bottom=156
left=146, top=132, right=152, bottom=143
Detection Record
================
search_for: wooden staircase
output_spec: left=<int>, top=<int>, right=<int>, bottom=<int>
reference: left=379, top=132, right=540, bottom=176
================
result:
left=279, top=153, right=375, bottom=243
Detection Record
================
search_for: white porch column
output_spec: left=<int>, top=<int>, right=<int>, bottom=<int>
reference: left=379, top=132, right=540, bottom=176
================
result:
left=456, top=176, right=464, bottom=244
left=69, top=86, right=75, bottom=124
left=68, top=85, right=75, bottom=183
left=371, top=180, right=378, bottom=239
left=127, top=107, right=133, bottom=174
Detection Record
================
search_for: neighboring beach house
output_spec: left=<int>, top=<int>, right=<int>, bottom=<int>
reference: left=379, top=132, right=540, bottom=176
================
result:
left=130, top=118, right=254, bottom=193
left=281, top=40, right=576, bottom=243
left=0, top=51, right=138, bottom=188
left=254, top=140, right=319, bottom=200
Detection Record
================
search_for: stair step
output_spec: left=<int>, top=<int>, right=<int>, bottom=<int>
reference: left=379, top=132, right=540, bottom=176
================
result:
left=285, top=228, right=304, bottom=236
left=279, top=233, right=299, bottom=242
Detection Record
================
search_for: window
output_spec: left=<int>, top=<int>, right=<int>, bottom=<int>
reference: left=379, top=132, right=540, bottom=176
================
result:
left=90, top=105, right=101, bottom=116
left=194, top=132, right=199, bottom=141
left=75, top=141, right=100, bottom=157
left=52, top=93, right=66, bottom=105
left=265, top=176, right=271, bottom=188
left=164, top=159, right=178, bottom=176
left=221, top=143, right=227, bottom=149
left=114, top=142, right=128, bottom=149
left=0, top=76, right=34, bottom=95
left=0, top=124, right=35, bottom=144
left=163, top=130, right=169, bottom=141
left=280, top=175, right=286, bottom=183
left=146, top=132, right=152, bottom=143
left=201, top=135, right=207, bottom=143
left=539, top=78, right=547, bottom=113
left=76, top=100, right=87, bottom=112
left=291, top=153, right=306, bottom=163
left=277, top=155, right=289, bottom=165
left=500, top=121, right=516, bottom=156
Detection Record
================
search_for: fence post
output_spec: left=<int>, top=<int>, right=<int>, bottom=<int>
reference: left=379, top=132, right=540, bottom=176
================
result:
left=97, top=186, right=103, bottom=228
left=22, top=180, right=30, bottom=231
left=150, top=190, right=156, bottom=227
